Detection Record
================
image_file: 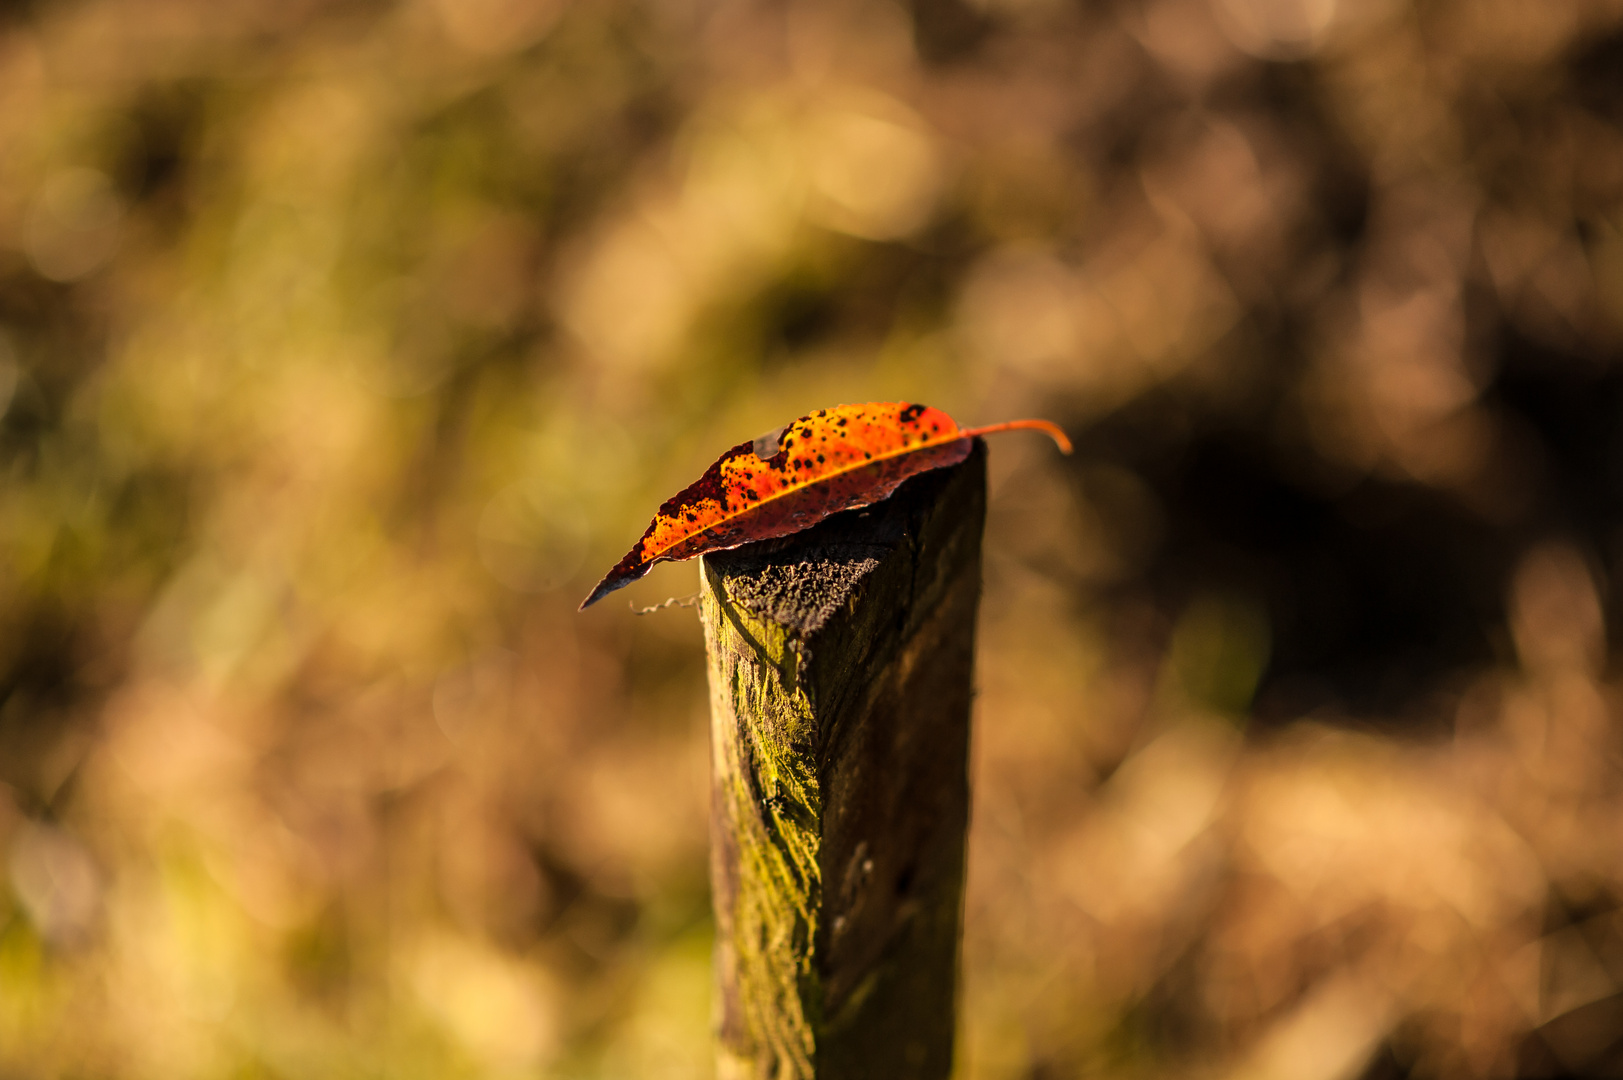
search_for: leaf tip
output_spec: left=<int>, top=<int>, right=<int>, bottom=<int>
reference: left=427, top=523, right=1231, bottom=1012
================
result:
left=579, top=569, right=635, bottom=611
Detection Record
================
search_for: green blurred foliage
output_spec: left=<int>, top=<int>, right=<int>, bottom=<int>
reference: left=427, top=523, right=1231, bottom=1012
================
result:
left=3, top=0, right=1623, bottom=1077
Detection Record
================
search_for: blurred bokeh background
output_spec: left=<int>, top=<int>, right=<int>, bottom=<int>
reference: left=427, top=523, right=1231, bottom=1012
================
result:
left=3, top=0, right=1623, bottom=1076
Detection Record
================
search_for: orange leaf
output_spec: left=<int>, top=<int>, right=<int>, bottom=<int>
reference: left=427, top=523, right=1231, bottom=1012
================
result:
left=579, top=402, right=1071, bottom=610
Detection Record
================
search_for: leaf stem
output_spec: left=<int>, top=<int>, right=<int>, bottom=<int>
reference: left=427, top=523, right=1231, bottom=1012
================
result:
left=957, top=418, right=1073, bottom=454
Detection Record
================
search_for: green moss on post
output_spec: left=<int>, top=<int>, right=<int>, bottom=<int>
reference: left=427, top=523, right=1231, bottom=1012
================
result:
left=700, top=440, right=986, bottom=1080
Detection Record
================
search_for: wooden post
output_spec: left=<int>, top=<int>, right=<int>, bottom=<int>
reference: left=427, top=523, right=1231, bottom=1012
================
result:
left=699, top=439, right=987, bottom=1080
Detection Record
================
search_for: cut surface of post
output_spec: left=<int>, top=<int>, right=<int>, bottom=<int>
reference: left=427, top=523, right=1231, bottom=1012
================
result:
left=700, top=440, right=987, bottom=1080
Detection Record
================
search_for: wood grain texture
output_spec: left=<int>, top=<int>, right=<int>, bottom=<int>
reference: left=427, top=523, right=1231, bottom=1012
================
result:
left=700, top=439, right=986, bottom=1080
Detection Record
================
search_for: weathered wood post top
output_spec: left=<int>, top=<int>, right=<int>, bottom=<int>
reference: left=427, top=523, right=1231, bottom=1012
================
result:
left=700, top=439, right=987, bottom=1080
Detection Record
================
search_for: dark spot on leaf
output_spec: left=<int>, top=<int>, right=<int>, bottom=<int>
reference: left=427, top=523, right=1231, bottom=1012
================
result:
left=899, top=403, right=926, bottom=423
left=653, top=439, right=750, bottom=519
